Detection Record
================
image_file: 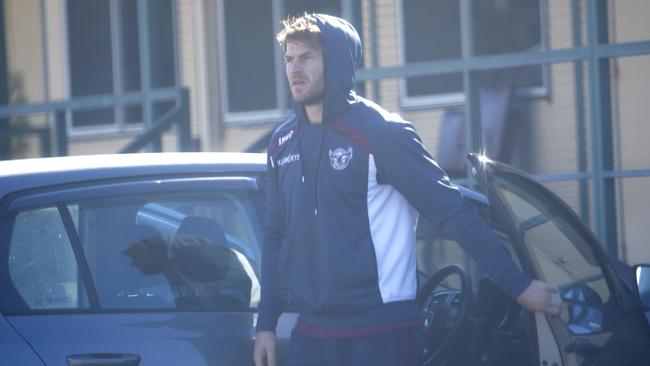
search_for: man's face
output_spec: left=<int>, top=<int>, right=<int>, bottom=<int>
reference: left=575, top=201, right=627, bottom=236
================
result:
left=284, top=40, right=324, bottom=106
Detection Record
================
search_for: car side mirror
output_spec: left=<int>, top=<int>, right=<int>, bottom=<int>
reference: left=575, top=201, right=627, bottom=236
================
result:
left=633, top=264, right=650, bottom=309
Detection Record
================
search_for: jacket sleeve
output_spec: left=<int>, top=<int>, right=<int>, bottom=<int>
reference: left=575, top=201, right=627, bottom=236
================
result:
left=373, top=121, right=532, bottom=300
left=256, top=152, right=286, bottom=333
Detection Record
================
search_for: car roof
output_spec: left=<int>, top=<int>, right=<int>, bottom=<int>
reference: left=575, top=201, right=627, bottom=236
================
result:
left=0, top=153, right=266, bottom=199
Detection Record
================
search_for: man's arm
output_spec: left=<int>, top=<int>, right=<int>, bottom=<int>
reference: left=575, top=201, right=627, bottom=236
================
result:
left=257, top=153, right=286, bottom=331
left=374, top=121, right=561, bottom=314
left=254, top=154, right=286, bottom=365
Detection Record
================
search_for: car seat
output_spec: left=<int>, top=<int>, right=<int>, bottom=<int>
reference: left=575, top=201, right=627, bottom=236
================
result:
left=169, top=216, right=253, bottom=310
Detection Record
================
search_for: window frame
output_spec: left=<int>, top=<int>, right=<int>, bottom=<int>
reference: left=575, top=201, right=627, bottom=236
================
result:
left=0, top=175, right=265, bottom=314
left=217, top=0, right=290, bottom=126
left=218, top=0, right=357, bottom=125
left=396, top=0, right=551, bottom=110
left=63, top=0, right=177, bottom=137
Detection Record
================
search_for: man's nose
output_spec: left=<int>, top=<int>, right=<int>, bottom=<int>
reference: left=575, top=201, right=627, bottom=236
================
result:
left=287, top=60, right=303, bottom=74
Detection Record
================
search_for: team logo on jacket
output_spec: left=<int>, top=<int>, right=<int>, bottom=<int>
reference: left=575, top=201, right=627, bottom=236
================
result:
left=329, top=146, right=353, bottom=170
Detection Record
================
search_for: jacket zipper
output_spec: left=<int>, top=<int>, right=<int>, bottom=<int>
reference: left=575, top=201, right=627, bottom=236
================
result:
left=313, top=125, right=328, bottom=216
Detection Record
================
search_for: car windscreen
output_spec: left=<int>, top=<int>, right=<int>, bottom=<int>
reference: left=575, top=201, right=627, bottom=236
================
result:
left=2, top=177, right=265, bottom=313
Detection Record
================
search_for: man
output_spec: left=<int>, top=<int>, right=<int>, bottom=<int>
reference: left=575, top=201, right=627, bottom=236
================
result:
left=123, top=226, right=251, bottom=310
left=254, top=13, right=561, bottom=366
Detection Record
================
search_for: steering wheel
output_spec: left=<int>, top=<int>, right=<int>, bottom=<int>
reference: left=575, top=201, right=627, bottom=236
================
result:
left=417, top=264, right=472, bottom=366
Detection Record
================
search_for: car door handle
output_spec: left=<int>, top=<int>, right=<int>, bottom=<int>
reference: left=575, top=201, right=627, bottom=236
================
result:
left=67, top=353, right=141, bottom=366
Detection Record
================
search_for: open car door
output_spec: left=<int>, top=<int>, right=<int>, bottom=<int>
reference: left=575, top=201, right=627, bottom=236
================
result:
left=467, top=154, right=650, bottom=366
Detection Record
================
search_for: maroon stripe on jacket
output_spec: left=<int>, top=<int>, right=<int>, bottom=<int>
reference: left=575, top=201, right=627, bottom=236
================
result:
left=294, top=319, right=421, bottom=339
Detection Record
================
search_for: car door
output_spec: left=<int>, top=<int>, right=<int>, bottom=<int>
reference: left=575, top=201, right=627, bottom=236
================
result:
left=467, top=154, right=649, bottom=366
left=0, top=176, right=296, bottom=366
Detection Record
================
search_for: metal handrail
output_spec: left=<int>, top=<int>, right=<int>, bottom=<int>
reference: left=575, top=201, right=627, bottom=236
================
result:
left=0, top=88, right=179, bottom=119
left=356, top=40, right=650, bottom=81
left=0, top=87, right=191, bottom=156
left=119, top=89, right=192, bottom=153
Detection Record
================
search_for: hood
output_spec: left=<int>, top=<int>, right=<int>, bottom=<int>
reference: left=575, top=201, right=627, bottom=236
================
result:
left=292, top=14, right=363, bottom=123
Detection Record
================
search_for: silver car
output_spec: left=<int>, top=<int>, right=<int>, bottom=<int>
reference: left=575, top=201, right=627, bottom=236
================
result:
left=0, top=153, right=296, bottom=366
left=0, top=153, right=648, bottom=365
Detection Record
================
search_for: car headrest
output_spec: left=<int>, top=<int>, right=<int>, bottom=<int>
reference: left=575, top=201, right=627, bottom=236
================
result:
left=173, top=216, right=257, bottom=270
left=174, top=216, right=228, bottom=246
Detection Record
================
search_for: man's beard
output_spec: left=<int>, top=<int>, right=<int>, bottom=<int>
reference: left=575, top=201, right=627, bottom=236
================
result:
left=292, top=83, right=324, bottom=106
left=300, top=92, right=324, bottom=106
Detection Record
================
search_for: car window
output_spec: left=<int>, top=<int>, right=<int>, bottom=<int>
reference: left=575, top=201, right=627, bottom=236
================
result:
left=491, top=173, right=610, bottom=334
left=9, top=207, right=89, bottom=309
left=6, top=189, right=263, bottom=312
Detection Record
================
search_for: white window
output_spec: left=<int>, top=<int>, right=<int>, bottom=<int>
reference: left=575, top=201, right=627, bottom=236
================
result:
left=398, top=0, right=548, bottom=109
left=219, top=0, right=350, bottom=124
left=66, top=0, right=176, bottom=135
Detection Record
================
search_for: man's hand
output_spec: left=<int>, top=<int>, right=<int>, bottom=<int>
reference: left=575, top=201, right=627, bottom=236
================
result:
left=516, top=280, right=563, bottom=316
left=254, top=331, right=277, bottom=366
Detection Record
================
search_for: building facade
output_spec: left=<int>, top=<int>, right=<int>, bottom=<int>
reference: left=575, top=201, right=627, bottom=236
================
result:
left=1, top=0, right=649, bottom=264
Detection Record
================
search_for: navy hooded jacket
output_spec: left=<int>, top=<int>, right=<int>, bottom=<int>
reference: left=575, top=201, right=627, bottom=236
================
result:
left=257, top=14, right=532, bottom=333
